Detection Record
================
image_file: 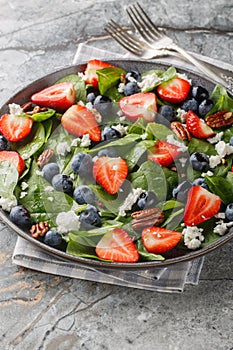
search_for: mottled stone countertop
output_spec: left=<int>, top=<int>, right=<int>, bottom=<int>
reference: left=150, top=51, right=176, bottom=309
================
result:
left=0, top=1, right=232, bottom=349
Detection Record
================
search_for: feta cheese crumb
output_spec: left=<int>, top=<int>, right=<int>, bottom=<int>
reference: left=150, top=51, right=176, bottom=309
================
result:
left=209, top=155, right=222, bottom=168
left=177, top=73, right=192, bottom=84
left=47, top=197, right=54, bottom=202
left=56, top=142, right=71, bottom=156
left=0, top=196, right=17, bottom=212
left=9, top=103, right=23, bottom=117
left=182, top=226, right=205, bottom=249
left=80, top=134, right=91, bottom=147
left=213, top=220, right=233, bottom=236
left=138, top=73, right=161, bottom=91
left=36, top=169, right=43, bottom=176
left=112, top=124, right=128, bottom=136
left=201, top=170, right=214, bottom=177
left=215, top=141, right=233, bottom=157
left=207, top=132, right=224, bottom=144
left=118, top=82, right=125, bottom=93
left=20, top=191, right=27, bottom=199
left=166, top=134, right=188, bottom=152
left=56, top=211, right=80, bottom=234
left=176, top=108, right=187, bottom=123
left=214, top=212, right=226, bottom=219
left=118, top=188, right=144, bottom=217
left=21, top=182, right=29, bottom=190
left=141, top=133, right=148, bottom=140
left=92, top=108, right=102, bottom=123
left=71, top=137, right=81, bottom=147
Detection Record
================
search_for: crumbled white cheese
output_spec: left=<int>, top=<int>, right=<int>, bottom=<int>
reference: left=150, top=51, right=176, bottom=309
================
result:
left=118, top=188, right=144, bottom=217
left=214, top=212, right=226, bottom=219
left=36, top=170, right=43, bottom=176
left=166, top=134, right=188, bottom=152
left=71, top=138, right=81, bottom=147
left=56, top=210, right=80, bottom=234
left=215, top=141, right=233, bottom=157
left=138, top=72, right=161, bottom=91
left=201, top=170, right=214, bottom=177
left=56, top=142, right=71, bottom=156
left=112, top=124, right=128, bottom=136
left=118, top=82, right=125, bottom=93
left=176, top=109, right=188, bottom=123
left=21, top=182, right=29, bottom=190
left=209, top=155, right=222, bottom=168
left=141, top=133, right=148, bottom=140
left=183, top=226, right=205, bottom=250
left=47, top=197, right=54, bottom=202
left=20, top=191, right=27, bottom=199
left=92, top=108, right=102, bottom=123
left=117, top=110, right=124, bottom=118
left=112, top=164, right=119, bottom=171
left=213, top=220, right=233, bottom=236
left=9, top=103, right=23, bottom=117
left=177, top=73, right=192, bottom=84
left=207, top=132, right=224, bottom=144
left=80, top=134, right=91, bottom=147
left=0, top=196, right=17, bottom=212
left=85, top=102, right=93, bottom=110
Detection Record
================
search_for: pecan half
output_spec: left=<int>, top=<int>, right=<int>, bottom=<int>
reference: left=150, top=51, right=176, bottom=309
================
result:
left=30, top=222, right=49, bottom=238
left=131, top=207, right=164, bottom=231
left=170, top=121, right=191, bottom=141
left=26, top=105, right=48, bottom=115
left=21, top=102, right=34, bottom=112
left=205, top=110, right=233, bottom=128
left=37, top=149, right=54, bottom=168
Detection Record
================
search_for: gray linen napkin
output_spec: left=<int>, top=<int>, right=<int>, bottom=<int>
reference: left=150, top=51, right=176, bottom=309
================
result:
left=12, top=42, right=232, bottom=292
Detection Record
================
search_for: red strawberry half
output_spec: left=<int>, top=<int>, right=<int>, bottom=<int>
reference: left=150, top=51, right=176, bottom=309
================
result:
left=96, top=228, right=139, bottom=263
left=84, top=59, right=115, bottom=88
left=184, top=185, right=221, bottom=226
left=31, top=82, right=76, bottom=111
left=0, top=150, right=25, bottom=175
left=61, top=104, right=101, bottom=142
left=118, top=92, right=157, bottom=122
left=157, top=77, right=191, bottom=104
left=186, top=110, right=215, bottom=139
left=93, top=156, right=128, bottom=195
left=148, top=140, right=181, bottom=167
left=0, top=113, right=33, bottom=142
left=142, top=226, right=182, bottom=254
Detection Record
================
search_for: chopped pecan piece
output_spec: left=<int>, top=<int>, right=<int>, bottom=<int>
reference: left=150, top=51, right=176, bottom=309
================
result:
left=30, top=222, right=49, bottom=238
left=26, top=105, right=48, bottom=115
left=120, top=73, right=127, bottom=84
left=21, top=102, right=34, bottom=112
left=171, top=121, right=191, bottom=141
left=37, top=149, right=54, bottom=168
left=131, top=207, right=164, bottom=231
left=205, top=110, right=233, bottom=128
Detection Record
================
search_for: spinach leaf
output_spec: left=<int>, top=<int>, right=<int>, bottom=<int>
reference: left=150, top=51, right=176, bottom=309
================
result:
left=208, top=84, right=233, bottom=115
left=128, top=118, right=147, bottom=135
left=97, top=67, right=126, bottom=96
left=205, top=174, right=233, bottom=204
left=146, top=123, right=173, bottom=141
left=15, top=123, right=45, bottom=159
left=56, top=73, right=86, bottom=103
left=188, top=137, right=216, bottom=156
left=29, top=108, right=55, bottom=122
left=141, top=66, right=177, bottom=92
left=125, top=140, right=155, bottom=171
left=0, top=161, right=18, bottom=199
left=66, top=240, right=100, bottom=259
left=136, top=240, right=165, bottom=261
left=89, top=133, right=141, bottom=154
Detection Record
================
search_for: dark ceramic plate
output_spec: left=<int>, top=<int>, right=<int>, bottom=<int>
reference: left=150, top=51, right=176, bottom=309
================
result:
left=0, top=59, right=233, bottom=269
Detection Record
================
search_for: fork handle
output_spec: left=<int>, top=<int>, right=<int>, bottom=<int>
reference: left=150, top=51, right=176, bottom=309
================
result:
left=172, top=44, right=230, bottom=89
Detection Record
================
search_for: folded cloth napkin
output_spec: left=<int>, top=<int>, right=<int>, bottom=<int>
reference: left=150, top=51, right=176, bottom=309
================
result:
left=12, top=41, right=232, bottom=293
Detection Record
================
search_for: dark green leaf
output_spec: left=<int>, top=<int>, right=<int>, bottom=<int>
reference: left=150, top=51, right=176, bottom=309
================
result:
left=97, top=67, right=126, bottom=96
left=0, top=161, right=18, bottom=199
left=205, top=174, right=233, bottom=204
left=188, top=137, right=216, bottom=156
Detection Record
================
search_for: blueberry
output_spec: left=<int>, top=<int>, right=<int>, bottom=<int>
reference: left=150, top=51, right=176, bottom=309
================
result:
left=97, top=147, right=118, bottom=158
left=192, top=177, right=209, bottom=190
left=86, top=92, right=98, bottom=104
left=229, top=136, right=233, bottom=146
left=137, top=191, right=158, bottom=210
left=225, top=203, right=233, bottom=221
left=191, top=86, right=209, bottom=103
left=71, top=153, right=93, bottom=178
left=93, top=95, right=112, bottom=118
left=10, top=205, right=31, bottom=228
left=79, top=205, right=101, bottom=228
left=0, top=135, right=10, bottom=151
left=101, top=126, right=121, bottom=141
left=73, top=185, right=95, bottom=205
left=52, top=174, right=74, bottom=195
left=125, top=70, right=142, bottom=83
left=123, top=82, right=140, bottom=96
left=172, top=181, right=192, bottom=202
left=198, top=99, right=214, bottom=117
left=44, top=230, right=63, bottom=248
left=158, top=105, right=175, bottom=123
left=189, top=152, right=209, bottom=172
left=42, top=162, right=60, bottom=183
left=181, top=98, right=199, bottom=113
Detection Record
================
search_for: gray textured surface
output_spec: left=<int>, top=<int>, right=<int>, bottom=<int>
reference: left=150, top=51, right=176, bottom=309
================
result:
left=0, top=0, right=232, bottom=349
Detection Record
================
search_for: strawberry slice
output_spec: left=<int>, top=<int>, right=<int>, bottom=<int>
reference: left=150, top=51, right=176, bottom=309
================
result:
left=61, top=104, right=101, bottom=142
left=118, top=92, right=157, bottom=122
left=186, top=110, right=215, bottom=139
left=142, top=226, right=182, bottom=254
left=93, top=156, right=128, bottom=195
left=0, top=150, right=25, bottom=175
left=184, top=185, right=221, bottom=226
left=84, top=59, right=115, bottom=88
left=31, top=82, right=76, bottom=110
left=0, top=113, right=33, bottom=142
left=148, top=140, right=181, bottom=167
left=96, top=228, right=139, bottom=263
left=157, top=77, right=191, bottom=104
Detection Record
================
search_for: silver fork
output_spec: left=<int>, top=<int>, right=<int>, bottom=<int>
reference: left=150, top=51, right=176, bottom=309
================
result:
left=125, top=2, right=230, bottom=88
